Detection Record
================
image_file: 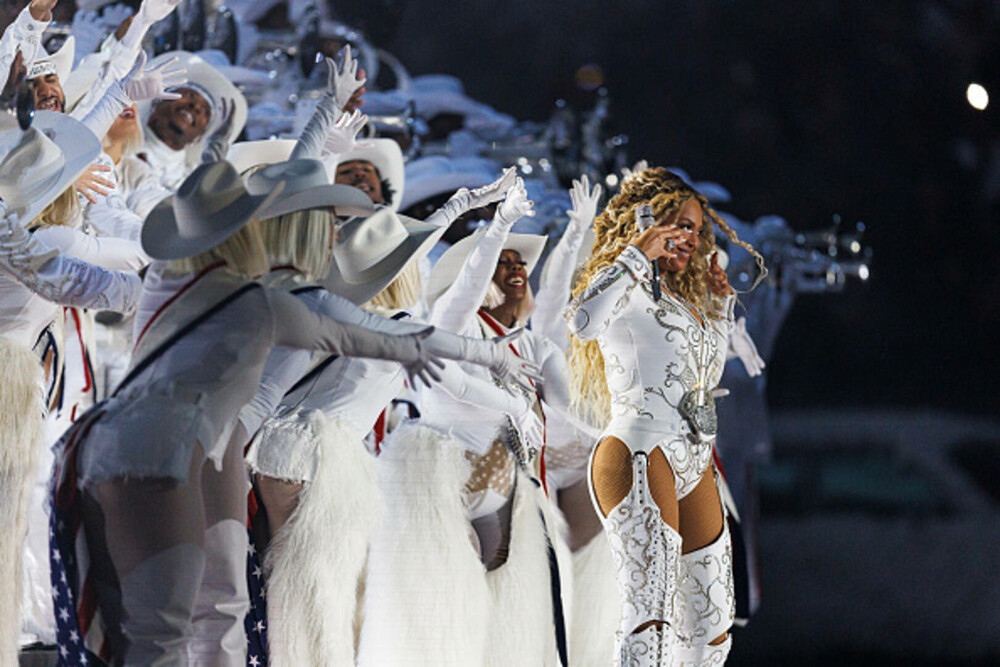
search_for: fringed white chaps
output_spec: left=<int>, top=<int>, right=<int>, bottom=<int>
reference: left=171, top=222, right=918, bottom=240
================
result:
left=0, top=337, right=45, bottom=664
left=262, top=412, right=384, bottom=667
left=358, top=424, right=570, bottom=666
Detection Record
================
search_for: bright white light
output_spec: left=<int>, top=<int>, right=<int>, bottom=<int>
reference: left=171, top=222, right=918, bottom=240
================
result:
left=967, top=83, right=989, bottom=111
left=605, top=173, right=619, bottom=187
left=850, top=240, right=861, bottom=253
left=521, top=164, right=533, bottom=174
left=858, top=264, right=870, bottom=281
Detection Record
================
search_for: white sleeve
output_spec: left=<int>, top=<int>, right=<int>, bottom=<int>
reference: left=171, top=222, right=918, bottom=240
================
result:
left=531, top=222, right=586, bottom=350
left=72, top=79, right=131, bottom=140
left=533, top=333, right=600, bottom=437
left=0, top=215, right=140, bottom=313
left=564, top=245, right=651, bottom=341
left=434, top=360, right=527, bottom=417
left=0, top=7, right=49, bottom=92
left=85, top=194, right=146, bottom=243
left=430, top=223, right=510, bottom=333
left=33, top=225, right=148, bottom=272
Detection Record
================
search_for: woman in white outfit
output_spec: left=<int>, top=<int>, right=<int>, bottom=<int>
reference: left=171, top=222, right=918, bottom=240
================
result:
left=565, top=168, right=764, bottom=666
left=0, top=112, right=141, bottom=667
left=48, top=159, right=447, bottom=666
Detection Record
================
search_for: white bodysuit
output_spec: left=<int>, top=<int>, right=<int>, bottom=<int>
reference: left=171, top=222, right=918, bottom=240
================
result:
left=565, top=245, right=736, bottom=498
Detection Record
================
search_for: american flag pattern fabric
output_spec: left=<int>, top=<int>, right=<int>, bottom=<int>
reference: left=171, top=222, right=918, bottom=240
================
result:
left=244, top=489, right=269, bottom=666
left=50, top=409, right=112, bottom=666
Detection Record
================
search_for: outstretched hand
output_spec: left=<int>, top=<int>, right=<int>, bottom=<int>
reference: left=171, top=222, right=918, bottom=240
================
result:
left=566, top=174, right=602, bottom=232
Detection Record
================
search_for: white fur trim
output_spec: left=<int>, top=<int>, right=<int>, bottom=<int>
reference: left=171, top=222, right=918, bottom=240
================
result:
left=0, top=337, right=44, bottom=663
left=483, top=475, right=569, bottom=667
left=569, top=533, right=622, bottom=666
left=264, top=412, right=383, bottom=666
left=358, top=424, right=489, bottom=666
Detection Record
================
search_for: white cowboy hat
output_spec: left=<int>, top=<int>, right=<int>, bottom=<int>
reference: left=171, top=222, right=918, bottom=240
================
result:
left=141, top=160, right=283, bottom=260
left=399, top=155, right=498, bottom=211
left=227, top=139, right=296, bottom=175
left=334, top=138, right=405, bottom=211
left=247, top=158, right=375, bottom=219
left=137, top=51, right=248, bottom=170
left=425, top=227, right=547, bottom=306
left=323, top=209, right=447, bottom=304
left=0, top=110, right=100, bottom=225
left=26, top=37, right=75, bottom=82
left=408, top=75, right=515, bottom=133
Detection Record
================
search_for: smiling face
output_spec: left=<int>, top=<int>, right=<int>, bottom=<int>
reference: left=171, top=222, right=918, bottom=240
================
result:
left=106, top=104, right=139, bottom=146
left=146, top=88, right=213, bottom=151
left=492, top=248, right=529, bottom=304
left=659, top=197, right=704, bottom=273
left=334, top=160, right=383, bottom=204
left=30, top=74, right=64, bottom=112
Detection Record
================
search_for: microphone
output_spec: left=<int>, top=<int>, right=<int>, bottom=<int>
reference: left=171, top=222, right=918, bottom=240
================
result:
left=635, top=204, right=661, bottom=301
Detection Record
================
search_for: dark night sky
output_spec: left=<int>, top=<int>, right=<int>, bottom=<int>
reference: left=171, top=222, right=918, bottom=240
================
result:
left=362, top=0, right=1000, bottom=416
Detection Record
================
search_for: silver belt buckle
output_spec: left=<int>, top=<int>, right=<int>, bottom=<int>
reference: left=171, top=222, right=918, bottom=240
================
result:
left=678, top=388, right=718, bottom=438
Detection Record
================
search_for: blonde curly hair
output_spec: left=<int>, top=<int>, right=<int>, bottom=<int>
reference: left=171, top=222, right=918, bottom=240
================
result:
left=567, top=167, right=765, bottom=425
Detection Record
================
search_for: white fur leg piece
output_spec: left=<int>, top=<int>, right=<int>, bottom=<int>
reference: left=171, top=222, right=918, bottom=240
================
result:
left=569, top=532, right=622, bottom=666
left=358, top=424, right=489, bottom=666
left=264, top=412, right=383, bottom=667
left=0, top=338, right=44, bottom=664
left=671, top=635, right=732, bottom=666
left=482, top=474, right=567, bottom=667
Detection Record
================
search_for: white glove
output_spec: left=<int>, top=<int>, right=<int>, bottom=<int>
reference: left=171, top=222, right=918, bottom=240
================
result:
left=485, top=330, right=543, bottom=392
left=329, top=44, right=366, bottom=113
left=421, top=327, right=543, bottom=394
left=0, top=203, right=58, bottom=271
left=396, top=329, right=447, bottom=388
left=71, top=11, right=108, bottom=67
left=729, top=316, right=765, bottom=377
left=511, top=402, right=545, bottom=459
left=98, top=4, right=135, bottom=32
left=136, top=0, right=182, bottom=26
left=323, top=109, right=369, bottom=157
left=425, top=167, right=518, bottom=228
left=566, top=174, right=602, bottom=234
left=121, top=52, right=187, bottom=103
left=493, top=176, right=534, bottom=230
left=620, top=159, right=649, bottom=185
left=201, top=97, right=237, bottom=163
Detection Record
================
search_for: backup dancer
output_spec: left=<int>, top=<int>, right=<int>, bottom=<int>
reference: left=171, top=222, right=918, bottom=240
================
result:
left=0, top=112, right=141, bottom=666
left=565, top=168, right=764, bottom=666
left=47, top=159, right=449, bottom=665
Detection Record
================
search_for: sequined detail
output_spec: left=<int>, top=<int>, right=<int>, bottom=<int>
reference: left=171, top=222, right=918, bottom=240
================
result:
left=621, top=624, right=668, bottom=667
left=604, top=454, right=684, bottom=649
left=677, top=388, right=718, bottom=438
left=672, top=635, right=732, bottom=666
left=678, top=518, right=735, bottom=644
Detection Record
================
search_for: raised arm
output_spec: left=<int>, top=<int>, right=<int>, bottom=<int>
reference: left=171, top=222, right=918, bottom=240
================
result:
left=0, top=2, right=51, bottom=92
left=33, top=224, right=148, bottom=271
left=0, top=204, right=141, bottom=313
left=532, top=175, right=601, bottom=349
left=430, top=176, right=533, bottom=333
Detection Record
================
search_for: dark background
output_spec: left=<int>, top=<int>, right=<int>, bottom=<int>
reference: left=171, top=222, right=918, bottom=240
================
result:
left=359, top=0, right=1000, bottom=416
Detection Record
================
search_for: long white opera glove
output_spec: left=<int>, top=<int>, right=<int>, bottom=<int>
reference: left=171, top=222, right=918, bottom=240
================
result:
left=493, top=176, right=535, bottom=230
left=123, top=0, right=183, bottom=49
left=421, top=327, right=542, bottom=393
left=423, top=167, right=517, bottom=228
left=320, top=109, right=368, bottom=161
left=728, top=316, right=765, bottom=377
left=0, top=205, right=141, bottom=314
left=531, top=175, right=602, bottom=347
left=121, top=52, right=187, bottom=103
left=328, top=44, right=366, bottom=114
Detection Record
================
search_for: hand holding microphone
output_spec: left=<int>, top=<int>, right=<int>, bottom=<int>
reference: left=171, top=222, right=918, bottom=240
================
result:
left=632, top=204, right=684, bottom=301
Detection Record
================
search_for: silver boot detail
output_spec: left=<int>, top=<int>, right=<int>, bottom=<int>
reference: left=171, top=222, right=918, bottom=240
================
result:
left=602, top=452, right=684, bottom=666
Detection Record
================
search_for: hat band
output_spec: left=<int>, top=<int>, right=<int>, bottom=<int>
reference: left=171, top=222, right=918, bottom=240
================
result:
left=27, top=61, right=57, bottom=80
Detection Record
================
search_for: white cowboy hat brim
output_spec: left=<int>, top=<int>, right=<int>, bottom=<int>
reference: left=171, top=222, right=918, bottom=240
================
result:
left=426, top=228, right=547, bottom=306
left=136, top=51, right=248, bottom=169
left=399, top=156, right=498, bottom=211
left=323, top=214, right=447, bottom=305
left=0, top=110, right=100, bottom=225
left=227, top=139, right=296, bottom=175
left=335, top=139, right=405, bottom=211
left=258, top=183, right=375, bottom=220
left=141, top=184, right=280, bottom=261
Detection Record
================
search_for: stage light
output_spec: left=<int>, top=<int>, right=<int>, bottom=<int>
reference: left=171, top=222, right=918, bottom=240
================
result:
left=858, top=264, right=870, bottom=281
left=967, top=83, right=989, bottom=111
left=605, top=173, right=619, bottom=187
